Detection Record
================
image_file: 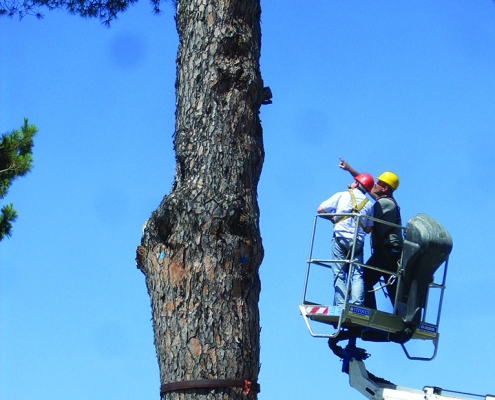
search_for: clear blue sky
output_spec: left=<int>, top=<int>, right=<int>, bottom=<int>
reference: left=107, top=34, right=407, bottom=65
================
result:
left=1, top=1, right=495, bottom=399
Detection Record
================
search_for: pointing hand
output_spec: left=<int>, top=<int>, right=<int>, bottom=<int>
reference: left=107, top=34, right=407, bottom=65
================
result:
left=338, top=156, right=349, bottom=170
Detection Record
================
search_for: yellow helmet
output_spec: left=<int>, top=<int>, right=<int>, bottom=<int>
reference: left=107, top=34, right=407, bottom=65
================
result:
left=377, top=171, right=399, bottom=190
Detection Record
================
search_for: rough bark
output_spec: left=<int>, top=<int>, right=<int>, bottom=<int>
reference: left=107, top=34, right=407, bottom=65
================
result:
left=137, top=0, right=265, bottom=399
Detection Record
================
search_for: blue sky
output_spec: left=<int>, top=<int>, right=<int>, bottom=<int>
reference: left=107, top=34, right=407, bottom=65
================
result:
left=1, top=1, right=495, bottom=399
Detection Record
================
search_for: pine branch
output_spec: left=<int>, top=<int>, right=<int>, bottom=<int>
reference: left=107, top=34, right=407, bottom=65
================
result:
left=0, top=203, right=17, bottom=241
left=0, top=119, right=37, bottom=241
left=1, top=0, right=142, bottom=24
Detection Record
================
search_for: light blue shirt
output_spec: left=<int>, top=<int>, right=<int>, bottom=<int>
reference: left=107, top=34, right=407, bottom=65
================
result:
left=319, top=188, right=374, bottom=242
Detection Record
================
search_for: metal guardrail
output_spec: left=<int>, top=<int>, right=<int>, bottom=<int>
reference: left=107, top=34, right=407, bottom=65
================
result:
left=300, top=212, right=449, bottom=360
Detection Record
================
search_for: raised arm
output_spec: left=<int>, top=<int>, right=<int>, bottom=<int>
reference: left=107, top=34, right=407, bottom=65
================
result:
left=338, top=156, right=360, bottom=177
left=338, top=157, right=379, bottom=199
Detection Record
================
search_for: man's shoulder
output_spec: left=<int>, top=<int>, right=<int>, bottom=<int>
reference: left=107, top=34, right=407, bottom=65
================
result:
left=376, top=196, right=398, bottom=206
left=349, top=189, right=373, bottom=214
left=331, top=190, right=348, bottom=200
left=374, top=196, right=399, bottom=216
left=351, top=188, right=367, bottom=200
left=320, top=190, right=346, bottom=208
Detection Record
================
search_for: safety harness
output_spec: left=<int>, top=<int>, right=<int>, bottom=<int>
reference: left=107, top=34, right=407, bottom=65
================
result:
left=334, top=187, right=369, bottom=230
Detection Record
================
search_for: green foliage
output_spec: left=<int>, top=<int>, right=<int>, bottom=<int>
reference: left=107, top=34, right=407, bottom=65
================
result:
left=0, top=119, right=37, bottom=241
left=0, top=0, right=168, bottom=24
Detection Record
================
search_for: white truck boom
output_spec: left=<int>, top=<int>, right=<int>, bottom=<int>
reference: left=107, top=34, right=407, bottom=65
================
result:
left=349, top=359, right=494, bottom=400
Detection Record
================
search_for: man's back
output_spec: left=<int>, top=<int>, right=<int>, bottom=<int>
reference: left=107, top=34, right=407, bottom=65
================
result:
left=319, top=188, right=374, bottom=242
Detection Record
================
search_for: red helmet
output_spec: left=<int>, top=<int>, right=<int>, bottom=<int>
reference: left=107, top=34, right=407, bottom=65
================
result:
left=355, top=173, right=374, bottom=192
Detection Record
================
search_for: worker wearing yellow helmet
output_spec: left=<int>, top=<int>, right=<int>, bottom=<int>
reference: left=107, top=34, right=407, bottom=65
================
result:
left=338, top=157, right=403, bottom=310
left=375, top=171, right=399, bottom=191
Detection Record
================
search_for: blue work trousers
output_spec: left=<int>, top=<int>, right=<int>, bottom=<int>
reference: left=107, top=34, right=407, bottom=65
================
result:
left=330, top=237, right=364, bottom=306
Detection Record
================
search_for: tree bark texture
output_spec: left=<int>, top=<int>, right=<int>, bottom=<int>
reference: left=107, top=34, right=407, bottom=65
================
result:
left=137, top=0, right=265, bottom=399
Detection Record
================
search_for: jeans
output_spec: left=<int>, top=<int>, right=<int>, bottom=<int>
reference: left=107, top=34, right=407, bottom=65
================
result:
left=330, top=237, right=364, bottom=306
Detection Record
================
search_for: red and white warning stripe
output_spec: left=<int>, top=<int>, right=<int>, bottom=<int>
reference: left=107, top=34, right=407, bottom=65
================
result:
left=306, top=306, right=328, bottom=315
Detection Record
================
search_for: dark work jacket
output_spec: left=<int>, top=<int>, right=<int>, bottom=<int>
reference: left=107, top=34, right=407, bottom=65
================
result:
left=371, top=196, right=403, bottom=249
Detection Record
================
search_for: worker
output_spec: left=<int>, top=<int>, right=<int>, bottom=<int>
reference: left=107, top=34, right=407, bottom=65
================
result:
left=317, top=173, right=375, bottom=306
left=338, top=157, right=403, bottom=309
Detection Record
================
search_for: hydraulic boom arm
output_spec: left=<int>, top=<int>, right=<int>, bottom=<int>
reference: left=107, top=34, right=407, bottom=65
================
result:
left=349, top=359, right=494, bottom=400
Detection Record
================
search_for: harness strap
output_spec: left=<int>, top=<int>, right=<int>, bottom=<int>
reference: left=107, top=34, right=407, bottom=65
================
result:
left=334, top=188, right=369, bottom=229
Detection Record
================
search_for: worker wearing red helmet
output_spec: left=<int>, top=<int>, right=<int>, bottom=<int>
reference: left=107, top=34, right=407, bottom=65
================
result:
left=317, top=173, right=375, bottom=307
left=338, top=157, right=403, bottom=309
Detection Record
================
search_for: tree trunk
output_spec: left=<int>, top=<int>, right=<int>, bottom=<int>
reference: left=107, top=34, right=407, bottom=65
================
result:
left=136, top=0, right=265, bottom=399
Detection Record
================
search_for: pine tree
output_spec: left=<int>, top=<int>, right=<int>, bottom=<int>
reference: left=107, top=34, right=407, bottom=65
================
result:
left=0, top=119, right=37, bottom=241
left=2, top=1, right=270, bottom=398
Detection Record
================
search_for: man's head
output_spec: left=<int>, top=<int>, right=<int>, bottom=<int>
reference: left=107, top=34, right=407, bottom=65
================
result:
left=352, top=173, right=374, bottom=193
left=372, top=171, right=399, bottom=197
